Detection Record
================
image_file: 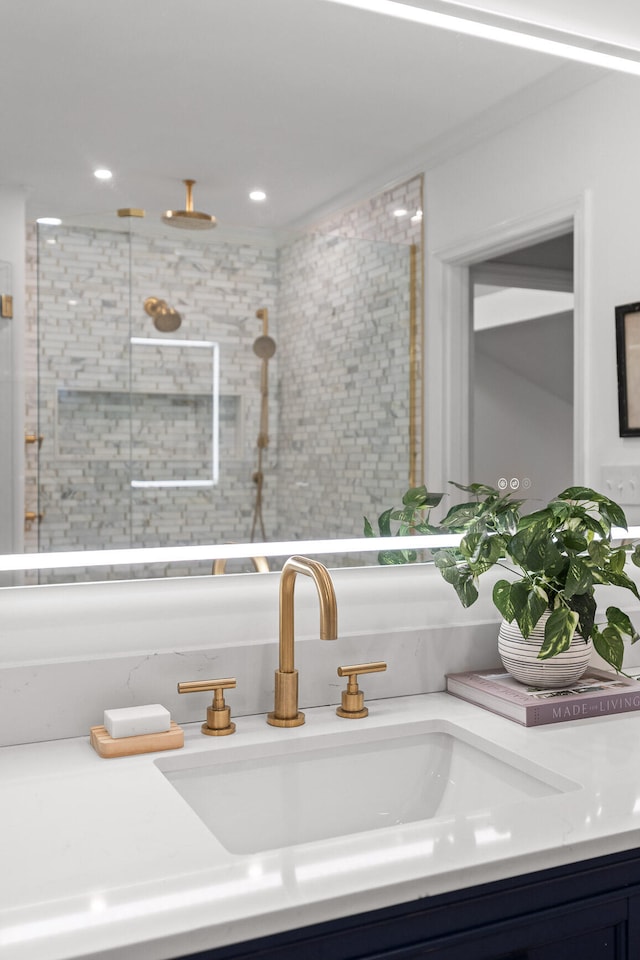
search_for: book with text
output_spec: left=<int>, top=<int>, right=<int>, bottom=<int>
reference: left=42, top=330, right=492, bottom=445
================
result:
left=446, top=667, right=640, bottom=726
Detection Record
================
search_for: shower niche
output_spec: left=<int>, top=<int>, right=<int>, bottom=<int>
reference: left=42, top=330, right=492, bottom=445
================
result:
left=56, top=387, right=241, bottom=484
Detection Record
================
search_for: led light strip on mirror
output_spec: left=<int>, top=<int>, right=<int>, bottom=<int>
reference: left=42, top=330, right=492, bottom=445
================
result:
left=2, top=529, right=640, bottom=573
left=0, top=536, right=460, bottom=573
left=321, top=0, right=640, bottom=74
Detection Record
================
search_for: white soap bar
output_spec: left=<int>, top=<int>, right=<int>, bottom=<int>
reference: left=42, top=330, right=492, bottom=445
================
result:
left=104, top=704, right=170, bottom=739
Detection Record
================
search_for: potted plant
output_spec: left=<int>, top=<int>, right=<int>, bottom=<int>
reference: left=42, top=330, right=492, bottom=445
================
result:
left=365, top=483, right=640, bottom=682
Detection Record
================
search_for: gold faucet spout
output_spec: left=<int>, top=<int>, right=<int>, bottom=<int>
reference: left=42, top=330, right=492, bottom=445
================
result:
left=267, top=556, right=338, bottom=727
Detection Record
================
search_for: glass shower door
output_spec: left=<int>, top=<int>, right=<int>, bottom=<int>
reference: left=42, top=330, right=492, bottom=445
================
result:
left=35, top=219, right=135, bottom=578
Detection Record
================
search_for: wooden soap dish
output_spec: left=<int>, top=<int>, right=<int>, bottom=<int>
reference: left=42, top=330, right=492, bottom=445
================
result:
left=89, top=721, right=184, bottom=759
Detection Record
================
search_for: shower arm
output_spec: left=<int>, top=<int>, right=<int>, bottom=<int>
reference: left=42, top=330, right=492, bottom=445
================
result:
left=184, top=179, right=195, bottom=212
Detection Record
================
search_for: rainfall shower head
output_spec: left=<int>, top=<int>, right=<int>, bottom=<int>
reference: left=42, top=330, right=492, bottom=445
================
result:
left=162, top=179, right=217, bottom=230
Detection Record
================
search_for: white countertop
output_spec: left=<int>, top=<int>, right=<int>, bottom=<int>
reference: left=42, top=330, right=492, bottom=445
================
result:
left=3, top=692, right=640, bottom=960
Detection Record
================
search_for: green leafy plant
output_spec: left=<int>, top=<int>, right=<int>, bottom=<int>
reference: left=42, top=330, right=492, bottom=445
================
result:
left=364, top=484, right=445, bottom=564
left=366, top=483, right=640, bottom=673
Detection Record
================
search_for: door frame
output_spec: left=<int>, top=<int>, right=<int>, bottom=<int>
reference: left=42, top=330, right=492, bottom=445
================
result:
left=427, top=194, right=589, bottom=493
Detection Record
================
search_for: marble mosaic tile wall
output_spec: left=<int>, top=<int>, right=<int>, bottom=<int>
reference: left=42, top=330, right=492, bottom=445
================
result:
left=275, top=232, right=411, bottom=545
left=319, top=177, right=422, bottom=246
left=274, top=176, right=423, bottom=549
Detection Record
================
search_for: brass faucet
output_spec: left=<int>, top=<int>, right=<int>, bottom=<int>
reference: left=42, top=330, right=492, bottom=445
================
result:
left=267, top=556, right=338, bottom=727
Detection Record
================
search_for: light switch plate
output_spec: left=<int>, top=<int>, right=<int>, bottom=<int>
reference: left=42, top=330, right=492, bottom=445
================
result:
left=601, top=465, right=640, bottom=505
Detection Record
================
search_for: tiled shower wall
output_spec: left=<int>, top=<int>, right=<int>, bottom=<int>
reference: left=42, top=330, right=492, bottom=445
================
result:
left=275, top=177, right=423, bottom=548
left=24, top=177, right=422, bottom=580
left=276, top=232, right=412, bottom=542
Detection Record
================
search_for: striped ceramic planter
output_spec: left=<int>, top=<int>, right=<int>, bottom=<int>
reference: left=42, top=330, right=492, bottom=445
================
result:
left=498, top=610, right=592, bottom=688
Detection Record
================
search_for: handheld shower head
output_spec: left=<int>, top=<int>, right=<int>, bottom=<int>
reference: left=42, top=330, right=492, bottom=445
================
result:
left=253, top=308, right=276, bottom=358
left=253, top=335, right=276, bottom=359
left=162, top=179, right=216, bottom=230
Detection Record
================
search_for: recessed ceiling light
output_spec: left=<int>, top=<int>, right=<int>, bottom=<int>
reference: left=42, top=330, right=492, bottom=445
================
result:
left=37, top=217, right=62, bottom=225
left=94, top=168, right=113, bottom=181
left=393, top=208, right=408, bottom=218
left=411, top=209, right=423, bottom=223
left=68, top=299, right=78, bottom=306
left=249, top=190, right=267, bottom=202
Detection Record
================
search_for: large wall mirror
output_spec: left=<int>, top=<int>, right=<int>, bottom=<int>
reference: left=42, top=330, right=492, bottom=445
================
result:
left=1, top=0, right=635, bottom=583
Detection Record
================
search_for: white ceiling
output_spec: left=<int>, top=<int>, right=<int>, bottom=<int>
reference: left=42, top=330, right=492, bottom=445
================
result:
left=0, top=0, right=614, bottom=232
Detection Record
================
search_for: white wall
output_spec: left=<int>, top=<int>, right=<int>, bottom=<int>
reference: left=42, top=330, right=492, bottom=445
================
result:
left=425, top=71, right=640, bottom=517
left=473, top=347, right=573, bottom=502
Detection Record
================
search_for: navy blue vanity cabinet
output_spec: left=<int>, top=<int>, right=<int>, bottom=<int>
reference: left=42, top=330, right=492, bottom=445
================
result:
left=176, top=850, right=640, bottom=960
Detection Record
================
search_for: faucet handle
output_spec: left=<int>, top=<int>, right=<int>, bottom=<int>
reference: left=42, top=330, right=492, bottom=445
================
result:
left=177, top=677, right=237, bottom=736
left=336, top=661, right=387, bottom=719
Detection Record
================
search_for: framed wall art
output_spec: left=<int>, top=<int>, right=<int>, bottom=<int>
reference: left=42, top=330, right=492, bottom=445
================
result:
left=615, top=301, right=640, bottom=436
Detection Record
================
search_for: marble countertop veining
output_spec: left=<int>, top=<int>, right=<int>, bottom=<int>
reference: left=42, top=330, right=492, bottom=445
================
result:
left=2, top=692, right=640, bottom=960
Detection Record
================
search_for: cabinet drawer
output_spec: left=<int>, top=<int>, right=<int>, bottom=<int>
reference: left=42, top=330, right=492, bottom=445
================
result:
left=366, top=896, right=627, bottom=960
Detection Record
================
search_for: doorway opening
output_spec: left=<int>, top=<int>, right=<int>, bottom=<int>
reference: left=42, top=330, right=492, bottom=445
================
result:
left=470, top=232, right=574, bottom=505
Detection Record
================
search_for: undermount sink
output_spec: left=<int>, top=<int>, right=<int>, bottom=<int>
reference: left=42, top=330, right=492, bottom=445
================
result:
left=156, top=719, right=578, bottom=854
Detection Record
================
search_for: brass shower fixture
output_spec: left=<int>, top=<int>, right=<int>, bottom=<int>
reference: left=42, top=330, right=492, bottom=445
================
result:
left=251, top=307, right=276, bottom=542
left=162, top=179, right=217, bottom=230
left=144, top=296, right=182, bottom=332
left=253, top=308, right=276, bottom=361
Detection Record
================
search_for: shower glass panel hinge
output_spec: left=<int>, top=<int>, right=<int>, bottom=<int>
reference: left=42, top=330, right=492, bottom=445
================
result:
left=0, top=294, right=13, bottom=318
